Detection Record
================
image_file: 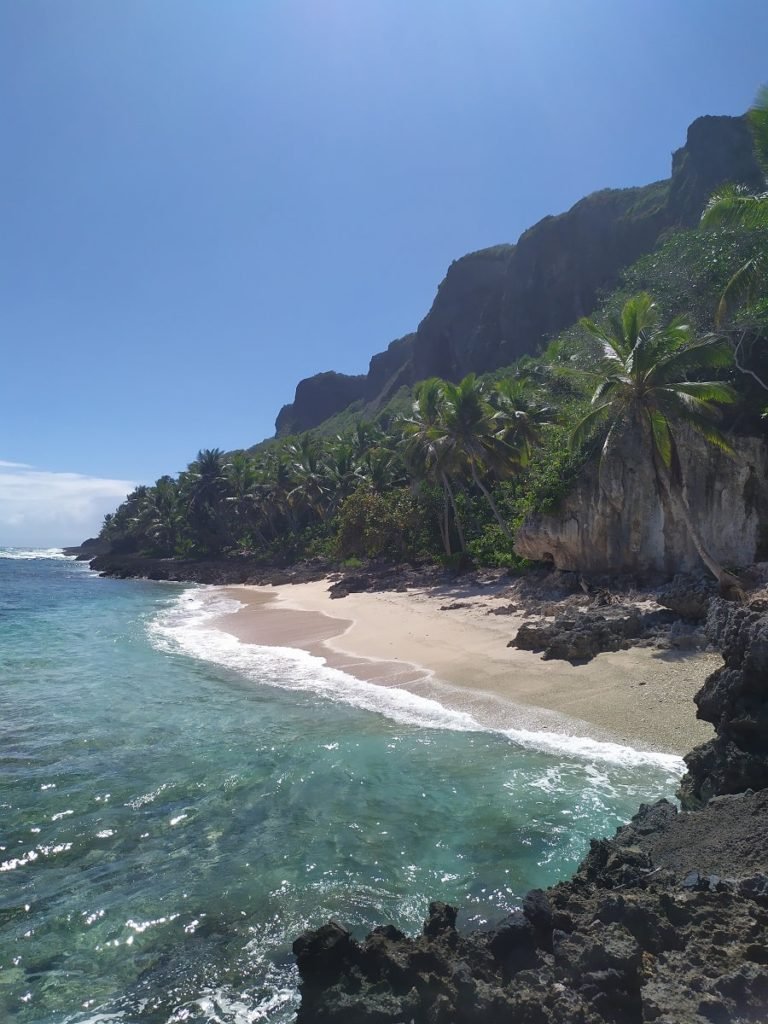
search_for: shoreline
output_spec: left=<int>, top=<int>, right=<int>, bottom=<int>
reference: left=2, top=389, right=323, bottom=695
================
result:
left=209, top=579, right=717, bottom=757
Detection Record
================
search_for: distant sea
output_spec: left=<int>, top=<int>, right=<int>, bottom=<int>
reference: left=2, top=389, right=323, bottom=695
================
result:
left=1, top=550, right=682, bottom=1023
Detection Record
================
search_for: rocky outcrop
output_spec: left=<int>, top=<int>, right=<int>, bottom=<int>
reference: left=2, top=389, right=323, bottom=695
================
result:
left=679, top=597, right=768, bottom=808
left=514, top=430, right=768, bottom=575
left=62, top=537, right=112, bottom=560
left=87, top=553, right=336, bottom=586
left=274, top=114, right=762, bottom=437
left=294, top=793, right=768, bottom=1024
left=510, top=607, right=678, bottom=664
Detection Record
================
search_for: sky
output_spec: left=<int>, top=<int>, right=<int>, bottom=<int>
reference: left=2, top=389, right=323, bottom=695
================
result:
left=1, top=0, right=767, bottom=545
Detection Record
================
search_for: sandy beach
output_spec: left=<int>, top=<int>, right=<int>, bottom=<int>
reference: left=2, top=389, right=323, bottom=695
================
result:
left=211, top=578, right=718, bottom=756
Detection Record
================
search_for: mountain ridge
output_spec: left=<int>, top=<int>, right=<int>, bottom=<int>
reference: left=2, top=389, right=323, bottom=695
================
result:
left=274, top=113, right=762, bottom=437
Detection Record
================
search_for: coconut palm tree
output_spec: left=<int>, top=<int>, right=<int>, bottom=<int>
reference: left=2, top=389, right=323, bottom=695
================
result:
left=143, top=476, right=184, bottom=555
left=571, top=293, right=737, bottom=585
left=183, top=448, right=231, bottom=554
left=401, top=378, right=465, bottom=554
left=438, top=374, right=523, bottom=541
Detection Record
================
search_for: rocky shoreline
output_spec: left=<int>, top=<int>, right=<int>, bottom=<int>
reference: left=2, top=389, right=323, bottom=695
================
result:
left=292, top=598, right=768, bottom=1023
left=80, top=548, right=737, bottom=664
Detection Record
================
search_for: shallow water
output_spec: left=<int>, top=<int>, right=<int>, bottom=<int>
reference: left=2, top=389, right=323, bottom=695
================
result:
left=0, top=552, right=681, bottom=1022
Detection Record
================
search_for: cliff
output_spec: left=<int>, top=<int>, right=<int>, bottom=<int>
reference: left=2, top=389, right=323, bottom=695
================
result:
left=514, top=430, right=768, bottom=575
left=274, top=114, right=762, bottom=437
left=293, top=601, right=768, bottom=1023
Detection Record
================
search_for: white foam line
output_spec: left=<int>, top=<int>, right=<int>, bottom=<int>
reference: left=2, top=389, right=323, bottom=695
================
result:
left=148, top=588, right=684, bottom=773
left=0, top=547, right=74, bottom=560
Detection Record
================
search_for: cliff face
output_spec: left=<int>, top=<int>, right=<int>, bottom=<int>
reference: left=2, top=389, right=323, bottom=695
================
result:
left=275, top=334, right=416, bottom=437
left=680, top=596, right=768, bottom=807
left=514, top=430, right=768, bottom=576
left=274, top=114, right=762, bottom=437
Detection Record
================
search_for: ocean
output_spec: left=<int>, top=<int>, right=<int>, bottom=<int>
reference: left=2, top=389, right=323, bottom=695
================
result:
left=1, top=551, right=682, bottom=1023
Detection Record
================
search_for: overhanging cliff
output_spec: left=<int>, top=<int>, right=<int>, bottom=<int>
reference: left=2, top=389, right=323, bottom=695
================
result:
left=514, top=429, right=768, bottom=575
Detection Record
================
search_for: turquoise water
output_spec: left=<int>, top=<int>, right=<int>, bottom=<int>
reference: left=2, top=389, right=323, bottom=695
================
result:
left=0, top=551, right=682, bottom=1023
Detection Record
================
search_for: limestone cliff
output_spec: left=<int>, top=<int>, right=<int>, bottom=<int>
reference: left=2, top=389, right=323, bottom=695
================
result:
left=514, top=430, right=768, bottom=575
left=274, top=114, right=762, bottom=437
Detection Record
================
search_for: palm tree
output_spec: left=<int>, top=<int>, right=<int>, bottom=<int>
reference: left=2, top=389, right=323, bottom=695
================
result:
left=571, top=293, right=737, bottom=585
left=438, top=374, right=522, bottom=541
left=285, top=435, right=329, bottom=523
left=144, top=476, right=183, bottom=555
left=401, top=378, right=464, bottom=554
left=224, top=452, right=268, bottom=549
left=183, top=448, right=231, bottom=554
left=489, top=376, right=549, bottom=466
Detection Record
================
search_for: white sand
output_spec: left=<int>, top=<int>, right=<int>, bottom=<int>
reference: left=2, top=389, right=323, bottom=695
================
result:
left=211, top=579, right=717, bottom=756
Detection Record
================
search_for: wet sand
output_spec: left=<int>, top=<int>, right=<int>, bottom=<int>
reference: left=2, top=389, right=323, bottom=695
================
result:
left=211, top=580, right=717, bottom=756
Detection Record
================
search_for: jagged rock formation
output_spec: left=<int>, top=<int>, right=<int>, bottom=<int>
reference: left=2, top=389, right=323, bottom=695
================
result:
left=679, top=596, right=768, bottom=808
left=510, top=607, right=678, bottom=664
left=275, top=114, right=762, bottom=437
left=293, top=606, right=768, bottom=1022
left=514, top=429, right=768, bottom=575
left=294, top=795, right=768, bottom=1023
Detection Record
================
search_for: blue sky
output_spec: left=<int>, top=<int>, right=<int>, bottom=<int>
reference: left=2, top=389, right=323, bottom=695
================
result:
left=1, top=0, right=767, bottom=544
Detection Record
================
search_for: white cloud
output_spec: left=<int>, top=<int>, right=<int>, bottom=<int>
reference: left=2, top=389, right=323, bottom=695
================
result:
left=0, top=463, right=136, bottom=547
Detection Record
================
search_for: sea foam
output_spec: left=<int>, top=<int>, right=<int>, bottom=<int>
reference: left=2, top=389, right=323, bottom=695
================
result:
left=0, top=547, right=74, bottom=560
left=149, top=588, right=684, bottom=775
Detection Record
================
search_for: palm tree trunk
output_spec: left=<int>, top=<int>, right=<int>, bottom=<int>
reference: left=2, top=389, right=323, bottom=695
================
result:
left=653, top=458, right=741, bottom=589
left=470, top=461, right=513, bottom=541
left=439, top=480, right=452, bottom=555
left=441, top=470, right=466, bottom=553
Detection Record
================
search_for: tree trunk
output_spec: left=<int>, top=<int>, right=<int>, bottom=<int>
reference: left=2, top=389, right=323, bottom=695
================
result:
left=439, top=480, right=451, bottom=555
left=470, top=461, right=513, bottom=540
left=654, top=457, right=742, bottom=590
left=441, top=470, right=466, bottom=553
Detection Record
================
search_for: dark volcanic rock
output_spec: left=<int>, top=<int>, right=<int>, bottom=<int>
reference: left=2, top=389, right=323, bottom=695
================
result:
left=510, top=607, right=676, bottom=663
left=293, top=794, right=768, bottom=1024
left=679, top=600, right=768, bottom=807
left=657, top=573, right=718, bottom=621
left=62, top=537, right=112, bottom=560
left=87, top=553, right=335, bottom=586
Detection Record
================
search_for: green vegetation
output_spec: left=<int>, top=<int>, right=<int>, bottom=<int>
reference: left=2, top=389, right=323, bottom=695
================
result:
left=101, top=103, right=768, bottom=575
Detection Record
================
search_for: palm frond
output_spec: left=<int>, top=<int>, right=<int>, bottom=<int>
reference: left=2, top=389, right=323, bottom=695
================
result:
left=715, top=255, right=766, bottom=326
left=653, top=391, right=734, bottom=454
left=664, top=380, right=738, bottom=404
left=621, top=292, right=657, bottom=347
left=701, top=184, right=768, bottom=230
left=591, top=375, right=629, bottom=404
left=570, top=402, right=613, bottom=452
left=579, top=317, right=626, bottom=363
left=650, top=335, right=733, bottom=384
